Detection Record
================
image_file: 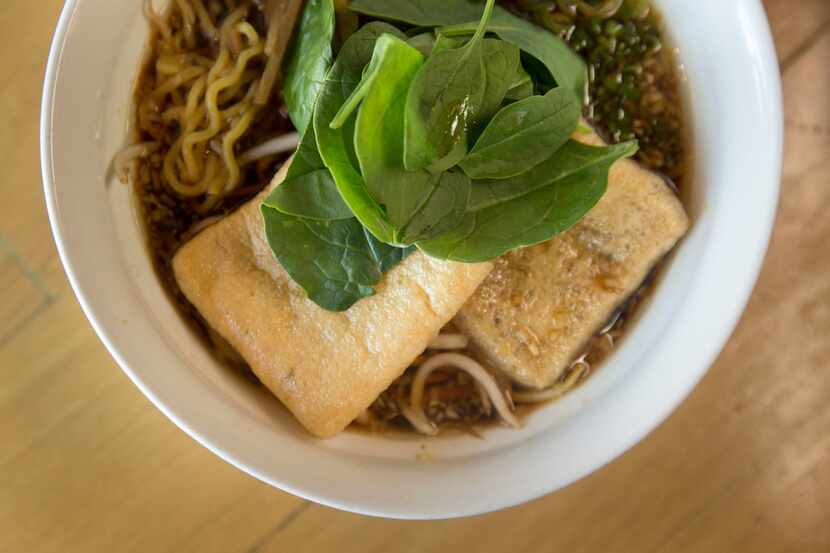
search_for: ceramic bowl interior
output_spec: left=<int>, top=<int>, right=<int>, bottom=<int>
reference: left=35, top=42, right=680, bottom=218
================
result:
left=42, top=0, right=781, bottom=518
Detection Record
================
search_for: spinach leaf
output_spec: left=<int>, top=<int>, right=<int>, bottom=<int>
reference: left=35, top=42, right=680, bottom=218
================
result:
left=355, top=35, right=432, bottom=239
left=334, top=0, right=360, bottom=45
left=477, top=39, right=521, bottom=127
left=430, top=33, right=464, bottom=53
left=288, top=122, right=328, bottom=174
left=355, top=34, right=469, bottom=243
left=408, top=32, right=436, bottom=57
left=397, top=170, right=472, bottom=243
left=328, top=45, right=386, bottom=130
left=505, top=63, right=534, bottom=101
left=365, top=230, right=416, bottom=272
left=459, top=87, right=581, bottom=179
left=468, top=140, right=636, bottom=209
left=417, top=140, right=638, bottom=262
left=403, top=0, right=496, bottom=173
left=283, top=0, right=335, bottom=135
left=262, top=125, right=353, bottom=220
left=348, top=0, right=587, bottom=100
left=440, top=9, right=587, bottom=100
left=314, top=22, right=405, bottom=244
left=348, top=0, right=485, bottom=26
left=261, top=204, right=410, bottom=311
left=521, top=53, right=557, bottom=95
left=262, top=169, right=349, bottom=220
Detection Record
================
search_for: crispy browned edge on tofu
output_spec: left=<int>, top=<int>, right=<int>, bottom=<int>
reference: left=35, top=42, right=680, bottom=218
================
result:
left=171, top=161, right=493, bottom=437
left=453, top=128, right=690, bottom=389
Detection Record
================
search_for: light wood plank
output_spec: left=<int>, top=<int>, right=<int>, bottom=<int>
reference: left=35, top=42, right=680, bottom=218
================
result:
left=781, top=31, right=830, bottom=177
left=0, top=239, right=54, bottom=348
left=764, top=0, right=830, bottom=65
left=0, top=291, right=304, bottom=553
left=0, top=1, right=67, bottom=276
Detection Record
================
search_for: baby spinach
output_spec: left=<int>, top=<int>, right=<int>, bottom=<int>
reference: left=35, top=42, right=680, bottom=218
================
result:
left=262, top=169, right=348, bottom=220
left=459, top=87, right=581, bottom=179
left=430, top=33, right=464, bottom=54
left=426, top=37, right=520, bottom=129
left=477, top=39, right=521, bottom=127
left=283, top=0, right=335, bottom=135
left=348, top=0, right=485, bottom=27
left=468, top=140, right=637, bottom=209
left=521, top=53, right=557, bottom=95
left=348, top=0, right=586, bottom=100
left=403, top=0, right=496, bottom=172
left=367, top=235, right=416, bottom=273
left=396, top=170, right=472, bottom=243
left=505, top=64, right=534, bottom=101
left=314, top=22, right=406, bottom=244
left=262, top=126, right=352, bottom=220
left=327, top=53, right=384, bottom=130
left=354, top=34, right=470, bottom=243
left=439, top=9, right=587, bottom=101
left=324, top=33, right=471, bottom=244
left=261, top=204, right=411, bottom=311
left=417, top=140, right=638, bottom=262
left=262, top=5, right=638, bottom=312
left=408, top=32, right=436, bottom=57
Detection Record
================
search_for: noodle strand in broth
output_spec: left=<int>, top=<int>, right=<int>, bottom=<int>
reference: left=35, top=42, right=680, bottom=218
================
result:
left=122, top=0, right=297, bottom=378
left=127, top=0, right=294, bottom=212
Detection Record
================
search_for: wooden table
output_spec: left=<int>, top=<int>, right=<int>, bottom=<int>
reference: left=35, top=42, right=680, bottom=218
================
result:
left=3, top=1, right=829, bottom=551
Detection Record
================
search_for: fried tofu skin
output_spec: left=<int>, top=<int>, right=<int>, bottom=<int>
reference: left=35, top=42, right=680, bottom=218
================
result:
left=454, top=128, right=689, bottom=389
left=173, top=162, right=492, bottom=437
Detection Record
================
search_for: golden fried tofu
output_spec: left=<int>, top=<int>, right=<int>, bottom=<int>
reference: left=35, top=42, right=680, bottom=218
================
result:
left=173, top=161, right=492, bottom=438
left=454, top=128, right=689, bottom=389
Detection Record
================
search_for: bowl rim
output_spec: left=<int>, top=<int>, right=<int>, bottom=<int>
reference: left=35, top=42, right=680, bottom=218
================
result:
left=41, top=0, right=782, bottom=519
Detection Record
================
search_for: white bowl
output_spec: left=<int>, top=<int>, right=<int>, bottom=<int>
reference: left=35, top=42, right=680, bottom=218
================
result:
left=42, top=0, right=781, bottom=519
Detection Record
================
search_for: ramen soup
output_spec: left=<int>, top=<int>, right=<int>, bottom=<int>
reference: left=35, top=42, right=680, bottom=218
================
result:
left=117, top=0, right=689, bottom=438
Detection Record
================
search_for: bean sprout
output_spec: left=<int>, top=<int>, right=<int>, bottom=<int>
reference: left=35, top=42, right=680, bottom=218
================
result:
left=476, top=382, right=493, bottom=416
left=401, top=405, right=439, bottom=436
left=512, top=361, right=590, bottom=403
left=112, top=142, right=159, bottom=184
left=238, top=132, right=300, bottom=165
left=599, top=310, right=622, bottom=334
left=407, top=353, right=520, bottom=435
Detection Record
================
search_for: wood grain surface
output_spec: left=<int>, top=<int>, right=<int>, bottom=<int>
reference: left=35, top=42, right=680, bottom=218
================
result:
left=2, top=1, right=829, bottom=551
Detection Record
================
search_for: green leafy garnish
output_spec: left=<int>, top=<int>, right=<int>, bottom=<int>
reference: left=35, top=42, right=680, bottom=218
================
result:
left=459, top=87, right=581, bottom=179
left=418, top=140, right=638, bottom=262
left=283, top=0, right=335, bottom=135
left=263, top=125, right=352, bottom=220
left=314, top=22, right=405, bottom=244
left=439, top=9, right=588, bottom=101
left=261, top=0, right=637, bottom=311
left=504, top=64, right=534, bottom=101
left=477, top=39, right=522, bottom=127
left=354, top=34, right=471, bottom=243
left=407, top=32, right=436, bottom=57
left=261, top=206, right=411, bottom=311
left=347, top=0, right=486, bottom=27
left=349, top=0, right=587, bottom=100
left=403, top=0, right=497, bottom=172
